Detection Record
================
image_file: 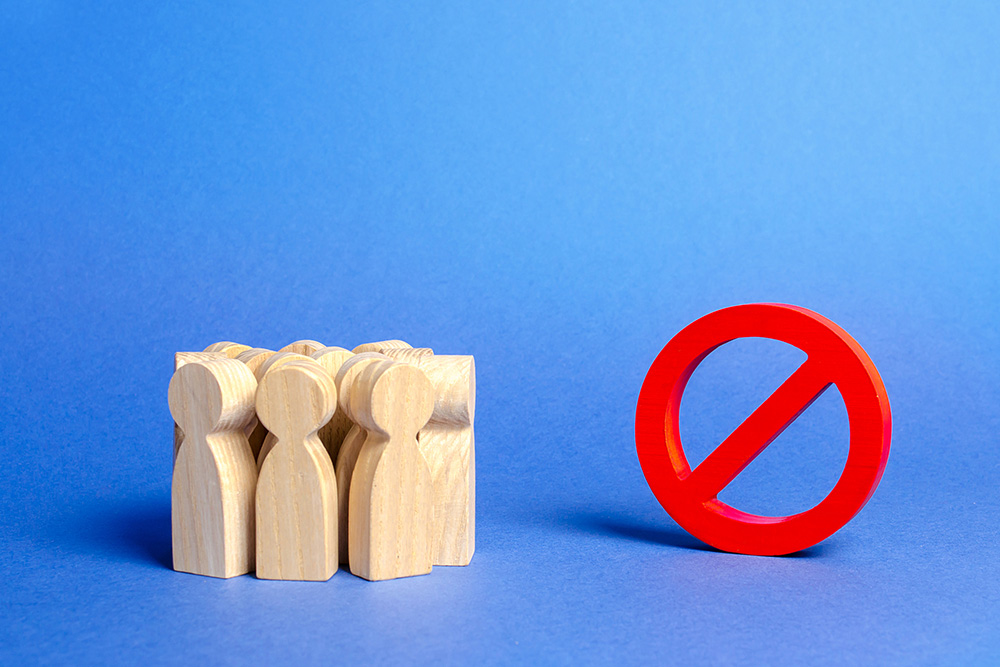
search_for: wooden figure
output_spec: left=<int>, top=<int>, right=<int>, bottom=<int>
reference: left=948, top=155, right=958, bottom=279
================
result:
left=310, top=346, right=356, bottom=463
left=279, top=340, right=326, bottom=356
left=169, top=357, right=258, bottom=578
left=173, top=351, right=225, bottom=462
left=203, top=341, right=252, bottom=358
left=348, top=359, right=436, bottom=581
left=351, top=340, right=415, bottom=354
left=255, top=360, right=339, bottom=581
left=384, top=350, right=476, bottom=566
left=332, top=352, right=390, bottom=565
left=253, top=352, right=318, bottom=470
left=234, top=348, right=277, bottom=459
left=235, top=347, right=277, bottom=376
left=253, top=351, right=314, bottom=382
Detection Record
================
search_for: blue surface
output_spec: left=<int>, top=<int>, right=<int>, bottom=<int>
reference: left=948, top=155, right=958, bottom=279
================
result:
left=2, top=2, right=999, bottom=663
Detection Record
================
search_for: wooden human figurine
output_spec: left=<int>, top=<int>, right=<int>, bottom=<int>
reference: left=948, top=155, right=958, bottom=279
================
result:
left=351, top=339, right=415, bottom=354
left=169, top=357, right=258, bottom=578
left=254, top=351, right=315, bottom=381
left=252, top=352, right=318, bottom=470
left=310, top=346, right=356, bottom=463
left=178, top=338, right=252, bottom=459
left=333, top=352, right=390, bottom=565
left=233, top=348, right=276, bottom=458
left=255, top=360, right=339, bottom=581
left=203, top=341, right=252, bottom=358
left=279, top=340, right=326, bottom=356
left=234, top=347, right=277, bottom=377
left=384, top=351, right=476, bottom=566
left=349, top=359, right=436, bottom=581
left=173, top=351, right=226, bottom=461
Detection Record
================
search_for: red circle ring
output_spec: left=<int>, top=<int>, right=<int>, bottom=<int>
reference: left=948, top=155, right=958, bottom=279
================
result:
left=635, top=303, right=892, bottom=555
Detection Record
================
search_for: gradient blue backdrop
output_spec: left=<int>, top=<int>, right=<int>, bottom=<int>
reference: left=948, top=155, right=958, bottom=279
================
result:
left=2, top=2, right=998, bottom=663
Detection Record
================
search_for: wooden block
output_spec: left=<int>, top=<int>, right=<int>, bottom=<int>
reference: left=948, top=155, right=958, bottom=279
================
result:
left=253, top=351, right=317, bottom=470
left=310, top=347, right=355, bottom=463
left=203, top=341, right=252, bottom=358
left=169, top=357, right=258, bottom=578
left=255, top=360, right=339, bottom=581
left=279, top=340, right=326, bottom=356
left=348, top=359, right=435, bottom=581
left=383, top=350, right=477, bottom=566
left=173, top=351, right=225, bottom=462
left=351, top=340, right=414, bottom=354
left=234, top=348, right=277, bottom=458
left=332, top=352, right=390, bottom=565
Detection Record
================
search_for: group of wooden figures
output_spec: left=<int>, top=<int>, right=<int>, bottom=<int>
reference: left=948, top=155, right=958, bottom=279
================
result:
left=169, top=339, right=475, bottom=582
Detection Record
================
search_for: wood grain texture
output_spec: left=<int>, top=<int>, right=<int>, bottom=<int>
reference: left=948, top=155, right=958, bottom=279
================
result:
left=310, top=346, right=355, bottom=464
left=255, top=360, right=339, bottom=581
left=333, top=352, right=390, bottom=565
left=203, top=341, right=252, bottom=358
left=279, top=340, right=326, bottom=356
left=379, top=348, right=434, bottom=362
left=173, top=351, right=225, bottom=462
left=235, top=347, right=278, bottom=375
left=253, top=352, right=316, bottom=470
left=254, top=351, right=315, bottom=382
left=351, top=340, right=414, bottom=354
left=169, top=358, right=258, bottom=578
left=233, top=348, right=277, bottom=459
left=384, top=351, right=476, bottom=566
left=348, top=360, right=435, bottom=581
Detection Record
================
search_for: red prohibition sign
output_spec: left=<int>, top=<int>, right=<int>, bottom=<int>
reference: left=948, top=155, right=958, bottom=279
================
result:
left=635, top=303, right=892, bottom=556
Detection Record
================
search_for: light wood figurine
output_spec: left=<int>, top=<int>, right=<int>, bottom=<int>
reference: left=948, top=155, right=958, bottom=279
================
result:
left=169, top=357, right=258, bottom=578
left=310, top=346, right=356, bottom=464
left=384, top=350, right=476, bottom=566
left=233, top=348, right=276, bottom=458
left=333, top=352, right=390, bottom=565
left=351, top=339, right=414, bottom=354
left=173, top=340, right=249, bottom=459
left=253, top=351, right=317, bottom=470
left=255, top=360, right=339, bottom=581
left=174, top=351, right=231, bottom=461
left=279, top=340, right=326, bottom=356
left=349, top=359, right=436, bottom=581
left=203, top=341, right=252, bottom=358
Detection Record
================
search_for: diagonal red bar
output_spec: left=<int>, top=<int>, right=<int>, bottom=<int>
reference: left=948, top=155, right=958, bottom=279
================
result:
left=683, top=359, right=832, bottom=501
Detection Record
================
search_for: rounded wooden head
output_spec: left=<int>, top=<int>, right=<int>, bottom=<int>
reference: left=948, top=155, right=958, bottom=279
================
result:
left=354, top=361, right=435, bottom=437
left=175, top=351, right=224, bottom=372
left=254, top=351, right=314, bottom=382
left=256, top=360, right=338, bottom=439
left=351, top=340, right=413, bottom=354
left=334, top=352, right=389, bottom=415
left=427, top=355, right=475, bottom=425
left=381, top=353, right=475, bottom=425
left=279, top=340, right=326, bottom=356
left=235, top=348, right=277, bottom=376
left=203, top=341, right=252, bottom=358
left=311, top=347, right=355, bottom=378
left=168, top=358, right=257, bottom=436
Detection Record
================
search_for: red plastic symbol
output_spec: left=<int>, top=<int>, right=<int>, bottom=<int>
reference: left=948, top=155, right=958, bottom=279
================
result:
left=635, top=303, right=891, bottom=555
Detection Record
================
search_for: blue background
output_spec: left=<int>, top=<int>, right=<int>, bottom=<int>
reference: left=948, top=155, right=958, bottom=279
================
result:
left=2, top=2, right=998, bottom=663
